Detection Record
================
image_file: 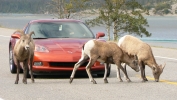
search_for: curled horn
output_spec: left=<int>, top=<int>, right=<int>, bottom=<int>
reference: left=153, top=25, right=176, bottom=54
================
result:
left=29, top=31, right=35, bottom=37
left=82, top=44, right=85, bottom=51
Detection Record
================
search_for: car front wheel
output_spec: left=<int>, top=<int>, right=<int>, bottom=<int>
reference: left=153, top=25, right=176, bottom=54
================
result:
left=9, top=46, right=17, bottom=73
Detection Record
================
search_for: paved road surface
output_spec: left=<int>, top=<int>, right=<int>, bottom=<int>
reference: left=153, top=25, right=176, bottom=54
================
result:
left=0, top=28, right=177, bottom=100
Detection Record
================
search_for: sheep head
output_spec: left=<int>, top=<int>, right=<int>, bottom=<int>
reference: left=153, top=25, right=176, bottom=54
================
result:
left=18, top=31, right=35, bottom=50
left=126, top=54, right=139, bottom=72
left=152, top=63, right=165, bottom=82
left=124, top=52, right=139, bottom=72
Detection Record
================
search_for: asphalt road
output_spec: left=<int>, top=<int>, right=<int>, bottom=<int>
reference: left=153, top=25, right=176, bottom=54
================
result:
left=0, top=28, right=177, bottom=100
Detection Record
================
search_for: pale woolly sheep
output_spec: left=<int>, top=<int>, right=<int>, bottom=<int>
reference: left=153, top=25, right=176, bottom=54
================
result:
left=70, top=40, right=139, bottom=84
left=13, top=30, right=35, bottom=84
left=118, top=35, right=165, bottom=82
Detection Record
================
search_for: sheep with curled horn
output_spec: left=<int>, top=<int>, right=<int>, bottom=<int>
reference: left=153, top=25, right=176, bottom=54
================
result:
left=13, top=30, right=35, bottom=84
left=70, top=40, right=139, bottom=84
left=118, top=35, right=165, bottom=82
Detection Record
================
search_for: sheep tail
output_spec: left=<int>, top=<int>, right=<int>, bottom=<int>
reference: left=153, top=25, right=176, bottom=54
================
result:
left=82, top=44, right=85, bottom=51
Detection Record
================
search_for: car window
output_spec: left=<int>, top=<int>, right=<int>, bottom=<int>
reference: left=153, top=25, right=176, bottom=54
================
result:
left=27, top=21, right=95, bottom=39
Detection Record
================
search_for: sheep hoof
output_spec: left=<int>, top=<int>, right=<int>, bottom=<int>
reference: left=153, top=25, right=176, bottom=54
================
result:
left=104, top=79, right=108, bottom=83
left=126, top=78, right=131, bottom=82
left=23, top=81, right=27, bottom=84
left=32, top=80, right=35, bottom=83
left=144, top=78, right=148, bottom=81
left=92, top=80, right=97, bottom=84
left=119, top=79, right=123, bottom=82
left=69, top=78, right=73, bottom=84
left=15, top=81, right=18, bottom=84
left=127, top=79, right=131, bottom=82
left=23, top=79, right=27, bottom=84
left=141, top=80, right=146, bottom=82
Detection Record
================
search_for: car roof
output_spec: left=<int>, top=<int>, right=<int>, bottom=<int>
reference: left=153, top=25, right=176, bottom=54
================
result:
left=29, top=19, right=83, bottom=24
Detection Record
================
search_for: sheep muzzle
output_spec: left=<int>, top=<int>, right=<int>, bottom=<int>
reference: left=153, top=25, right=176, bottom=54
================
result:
left=155, top=79, right=159, bottom=82
left=25, top=45, right=30, bottom=50
left=135, top=68, right=140, bottom=72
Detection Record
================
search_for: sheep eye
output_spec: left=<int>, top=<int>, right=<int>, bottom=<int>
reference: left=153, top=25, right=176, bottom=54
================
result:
left=23, top=40, right=25, bottom=42
left=133, top=61, right=136, bottom=64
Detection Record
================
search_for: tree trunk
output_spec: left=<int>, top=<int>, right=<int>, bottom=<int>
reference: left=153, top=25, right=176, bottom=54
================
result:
left=106, top=26, right=110, bottom=41
left=113, top=21, right=118, bottom=41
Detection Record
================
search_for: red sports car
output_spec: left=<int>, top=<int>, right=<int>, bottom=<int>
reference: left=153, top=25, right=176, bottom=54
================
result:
left=9, top=19, right=111, bottom=77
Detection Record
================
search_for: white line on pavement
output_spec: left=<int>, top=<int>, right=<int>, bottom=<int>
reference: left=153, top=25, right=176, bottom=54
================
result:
left=155, top=56, right=177, bottom=61
left=0, top=35, right=10, bottom=38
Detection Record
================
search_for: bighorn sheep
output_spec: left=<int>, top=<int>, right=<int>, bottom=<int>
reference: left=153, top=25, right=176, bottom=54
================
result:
left=118, top=35, right=165, bottom=82
left=70, top=40, right=139, bottom=84
left=13, top=30, right=35, bottom=84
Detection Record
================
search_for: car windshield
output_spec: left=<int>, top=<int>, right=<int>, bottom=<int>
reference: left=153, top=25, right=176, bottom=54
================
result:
left=27, top=21, right=95, bottom=39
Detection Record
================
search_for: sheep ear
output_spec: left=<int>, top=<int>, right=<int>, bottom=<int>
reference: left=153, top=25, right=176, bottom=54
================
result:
left=152, top=67, right=156, bottom=71
left=152, top=66, right=158, bottom=72
left=134, top=55, right=138, bottom=60
left=16, top=30, right=24, bottom=36
left=29, top=31, right=35, bottom=37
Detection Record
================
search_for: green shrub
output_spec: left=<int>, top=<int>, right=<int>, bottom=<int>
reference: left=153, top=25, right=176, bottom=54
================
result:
left=163, top=8, right=170, bottom=14
left=155, top=3, right=171, bottom=11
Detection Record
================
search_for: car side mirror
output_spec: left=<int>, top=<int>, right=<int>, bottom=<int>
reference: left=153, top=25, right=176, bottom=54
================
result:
left=11, top=34, right=20, bottom=39
left=96, top=32, right=105, bottom=39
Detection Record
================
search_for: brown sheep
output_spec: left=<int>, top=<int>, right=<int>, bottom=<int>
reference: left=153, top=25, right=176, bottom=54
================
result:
left=118, top=35, right=165, bottom=82
left=13, top=30, right=35, bottom=84
left=70, top=40, right=139, bottom=84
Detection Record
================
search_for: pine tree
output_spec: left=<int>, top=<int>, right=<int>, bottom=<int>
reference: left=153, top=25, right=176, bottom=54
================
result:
left=86, top=0, right=151, bottom=41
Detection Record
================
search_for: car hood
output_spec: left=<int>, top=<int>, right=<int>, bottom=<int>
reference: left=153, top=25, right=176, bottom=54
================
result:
left=34, top=38, right=92, bottom=53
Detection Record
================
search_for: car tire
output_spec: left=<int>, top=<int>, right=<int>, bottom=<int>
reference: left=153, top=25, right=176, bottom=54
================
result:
left=26, top=68, right=31, bottom=78
left=107, top=66, right=111, bottom=77
left=9, top=46, right=17, bottom=73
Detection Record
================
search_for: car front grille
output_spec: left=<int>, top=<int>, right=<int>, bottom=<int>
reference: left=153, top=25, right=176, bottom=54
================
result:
left=49, top=62, right=88, bottom=67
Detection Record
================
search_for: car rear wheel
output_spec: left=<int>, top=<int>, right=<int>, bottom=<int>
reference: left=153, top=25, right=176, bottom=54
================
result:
left=107, top=66, right=111, bottom=77
left=9, top=46, right=17, bottom=73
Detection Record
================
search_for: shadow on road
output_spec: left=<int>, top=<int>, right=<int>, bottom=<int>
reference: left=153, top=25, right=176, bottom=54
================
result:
left=33, top=73, right=99, bottom=79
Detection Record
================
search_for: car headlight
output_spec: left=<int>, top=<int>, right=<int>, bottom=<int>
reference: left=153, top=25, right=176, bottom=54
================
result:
left=35, top=45, right=49, bottom=52
left=34, top=62, right=43, bottom=66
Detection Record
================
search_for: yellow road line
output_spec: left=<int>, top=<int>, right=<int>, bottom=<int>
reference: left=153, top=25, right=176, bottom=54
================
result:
left=137, top=75, right=177, bottom=86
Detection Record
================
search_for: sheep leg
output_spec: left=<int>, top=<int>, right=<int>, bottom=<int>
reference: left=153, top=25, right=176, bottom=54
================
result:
left=85, top=59, right=97, bottom=84
left=116, top=62, right=131, bottom=82
left=70, top=55, right=89, bottom=84
left=22, top=60, right=28, bottom=84
left=29, top=56, right=35, bottom=83
left=103, top=63, right=109, bottom=83
left=142, top=62, right=148, bottom=81
left=139, top=61, right=146, bottom=82
left=116, top=67, right=123, bottom=82
left=122, top=64, right=131, bottom=82
left=123, top=63, right=131, bottom=82
left=15, top=61, right=20, bottom=84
